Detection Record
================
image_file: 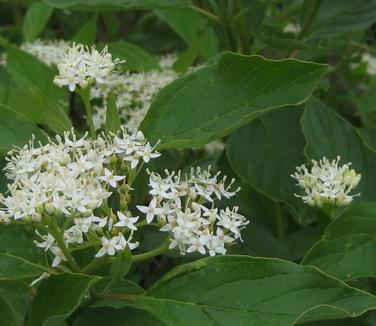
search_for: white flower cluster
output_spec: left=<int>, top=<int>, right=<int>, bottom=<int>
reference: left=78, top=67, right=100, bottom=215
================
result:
left=21, top=39, right=70, bottom=67
left=137, top=168, right=248, bottom=256
left=91, top=54, right=179, bottom=131
left=54, top=43, right=123, bottom=92
left=361, top=52, right=376, bottom=76
left=0, top=128, right=160, bottom=267
left=291, top=156, right=361, bottom=207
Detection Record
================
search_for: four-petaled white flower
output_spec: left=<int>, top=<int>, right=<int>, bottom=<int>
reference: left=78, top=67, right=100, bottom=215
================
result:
left=95, top=236, right=122, bottom=257
left=137, top=197, right=164, bottom=224
left=99, top=168, right=125, bottom=188
left=115, top=211, right=139, bottom=230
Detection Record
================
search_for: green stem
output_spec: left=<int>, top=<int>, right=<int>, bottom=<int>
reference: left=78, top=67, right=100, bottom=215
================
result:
left=82, top=256, right=111, bottom=274
left=131, top=237, right=170, bottom=262
left=286, top=0, right=321, bottom=57
left=77, top=86, right=96, bottom=138
left=190, top=5, right=221, bottom=24
left=47, top=221, right=81, bottom=272
left=233, top=0, right=251, bottom=54
left=350, top=41, right=376, bottom=55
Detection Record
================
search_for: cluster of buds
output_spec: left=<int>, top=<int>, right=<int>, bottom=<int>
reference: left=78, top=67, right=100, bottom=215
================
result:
left=292, top=156, right=361, bottom=207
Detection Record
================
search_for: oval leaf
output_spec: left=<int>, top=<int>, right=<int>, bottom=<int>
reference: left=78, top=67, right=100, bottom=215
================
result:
left=0, top=224, right=49, bottom=280
left=23, top=2, right=53, bottom=42
left=302, top=201, right=376, bottom=281
left=133, top=256, right=376, bottom=326
left=140, top=53, right=327, bottom=149
left=27, top=273, right=100, bottom=326
left=0, top=105, right=47, bottom=157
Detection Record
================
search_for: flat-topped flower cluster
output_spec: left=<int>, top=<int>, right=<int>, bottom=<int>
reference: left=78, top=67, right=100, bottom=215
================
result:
left=0, top=128, right=248, bottom=269
left=292, top=156, right=361, bottom=207
left=53, top=43, right=123, bottom=92
left=138, top=168, right=248, bottom=256
left=0, top=128, right=159, bottom=266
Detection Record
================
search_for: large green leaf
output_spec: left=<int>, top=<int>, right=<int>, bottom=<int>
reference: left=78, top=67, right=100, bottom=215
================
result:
left=107, top=41, right=160, bottom=72
left=4, top=44, right=68, bottom=109
left=0, top=88, right=72, bottom=135
left=227, top=106, right=306, bottom=207
left=72, top=13, right=98, bottom=45
left=23, top=2, right=53, bottom=42
left=302, top=0, right=376, bottom=39
left=302, top=202, right=376, bottom=281
left=133, top=256, right=376, bottom=326
left=156, top=6, right=218, bottom=60
left=0, top=105, right=47, bottom=156
left=302, top=98, right=376, bottom=201
left=0, top=280, right=30, bottom=326
left=73, top=307, right=166, bottom=326
left=140, top=53, right=327, bottom=149
left=0, top=224, right=50, bottom=280
left=27, top=273, right=100, bottom=326
left=43, top=0, right=189, bottom=10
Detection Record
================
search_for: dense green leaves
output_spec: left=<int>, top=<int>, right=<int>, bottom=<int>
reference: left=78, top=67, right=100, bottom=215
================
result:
left=27, top=273, right=99, bottom=326
left=23, top=2, right=53, bottom=41
left=141, top=53, right=326, bottom=149
left=44, top=0, right=189, bottom=10
left=157, top=6, right=218, bottom=61
left=73, top=14, right=98, bottom=45
left=301, top=0, right=376, bottom=39
left=227, top=106, right=306, bottom=206
left=0, top=105, right=47, bottom=156
left=0, top=224, right=49, bottom=280
left=302, top=202, right=376, bottom=281
left=134, top=256, right=376, bottom=326
left=302, top=98, right=376, bottom=201
left=108, top=41, right=160, bottom=71
left=4, top=44, right=67, bottom=106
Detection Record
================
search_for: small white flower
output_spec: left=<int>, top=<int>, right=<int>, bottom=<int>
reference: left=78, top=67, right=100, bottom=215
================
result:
left=99, top=168, right=125, bottom=188
left=95, top=236, right=122, bottom=257
left=137, top=197, right=164, bottom=224
left=50, top=246, right=66, bottom=267
left=115, top=211, right=139, bottom=230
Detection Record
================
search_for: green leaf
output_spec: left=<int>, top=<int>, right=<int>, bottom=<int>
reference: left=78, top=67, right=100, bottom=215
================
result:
left=140, top=53, right=327, bottom=149
left=156, top=6, right=218, bottom=60
left=44, top=0, right=190, bottom=11
left=105, top=92, right=121, bottom=134
left=23, top=2, right=53, bottom=41
left=107, top=41, right=160, bottom=72
left=27, top=273, right=100, bottom=326
left=134, top=256, right=376, bottom=326
left=0, top=224, right=49, bottom=280
left=73, top=307, right=166, bottom=326
left=0, top=280, right=30, bottom=326
left=302, top=98, right=376, bottom=201
left=302, top=0, right=376, bottom=39
left=111, top=247, right=132, bottom=280
left=73, top=13, right=98, bottom=45
left=0, top=105, right=47, bottom=156
left=302, top=201, right=376, bottom=281
left=0, top=87, right=71, bottom=135
left=356, top=81, right=376, bottom=127
left=227, top=106, right=306, bottom=207
left=4, top=44, right=68, bottom=111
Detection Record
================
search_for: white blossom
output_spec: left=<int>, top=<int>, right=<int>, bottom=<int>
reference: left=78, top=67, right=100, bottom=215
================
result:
left=291, top=156, right=361, bottom=207
left=115, top=211, right=139, bottom=230
left=53, top=43, right=123, bottom=92
left=138, top=167, right=249, bottom=256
